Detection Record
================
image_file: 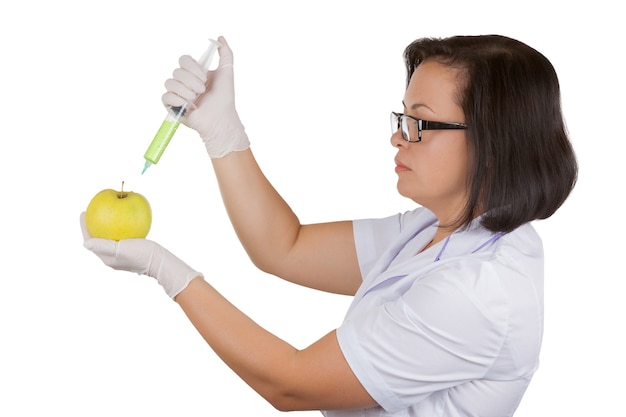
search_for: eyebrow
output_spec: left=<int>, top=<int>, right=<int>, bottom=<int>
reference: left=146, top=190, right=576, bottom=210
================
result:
left=402, top=100, right=437, bottom=114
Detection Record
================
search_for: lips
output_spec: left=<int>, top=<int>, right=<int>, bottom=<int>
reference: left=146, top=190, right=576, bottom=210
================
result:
left=395, top=158, right=410, bottom=172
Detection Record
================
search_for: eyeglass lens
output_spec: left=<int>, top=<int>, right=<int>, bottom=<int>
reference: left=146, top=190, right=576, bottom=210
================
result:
left=391, top=113, right=419, bottom=142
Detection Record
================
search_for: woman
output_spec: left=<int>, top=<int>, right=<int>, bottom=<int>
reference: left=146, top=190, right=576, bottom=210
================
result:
left=82, top=34, right=577, bottom=416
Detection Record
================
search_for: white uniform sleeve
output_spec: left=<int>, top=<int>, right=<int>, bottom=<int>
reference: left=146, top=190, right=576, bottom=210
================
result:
left=353, top=208, right=428, bottom=279
left=353, top=215, right=401, bottom=279
left=336, top=259, right=511, bottom=413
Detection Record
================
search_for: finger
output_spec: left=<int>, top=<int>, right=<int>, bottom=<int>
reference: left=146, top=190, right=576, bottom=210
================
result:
left=179, top=54, right=207, bottom=78
left=83, top=237, right=120, bottom=258
left=164, top=77, right=201, bottom=102
left=217, top=36, right=234, bottom=67
left=161, top=90, right=188, bottom=109
left=172, top=67, right=206, bottom=94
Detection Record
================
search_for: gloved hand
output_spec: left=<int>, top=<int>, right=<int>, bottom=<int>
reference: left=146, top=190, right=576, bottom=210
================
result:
left=162, top=36, right=250, bottom=159
left=80, top=213, right=203, bottom=299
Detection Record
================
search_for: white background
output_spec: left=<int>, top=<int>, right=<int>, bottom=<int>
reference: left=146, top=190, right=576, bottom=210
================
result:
left=1, top=1, right=623, bottom=415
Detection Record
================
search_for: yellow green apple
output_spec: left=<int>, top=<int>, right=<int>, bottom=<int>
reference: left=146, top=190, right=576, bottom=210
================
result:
left=85, top=182, right=152, bottom=241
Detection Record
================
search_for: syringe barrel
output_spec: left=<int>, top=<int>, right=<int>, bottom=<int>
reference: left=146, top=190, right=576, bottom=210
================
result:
left=143, top=112, right=181, bottom=165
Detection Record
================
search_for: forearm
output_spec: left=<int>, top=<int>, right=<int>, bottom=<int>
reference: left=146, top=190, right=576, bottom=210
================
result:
left=211, top=149, right=301, bottom=272
left=210, top=148, right=362, bottom=295
left=174, top=277, right=375, bottom=411
left=175, top=277, right=305, bottom=410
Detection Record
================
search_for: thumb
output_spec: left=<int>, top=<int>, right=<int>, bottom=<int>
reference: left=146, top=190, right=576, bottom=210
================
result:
left=79, top=212, right=90, bottom=240
left=217, top=36, right=234, bottom=67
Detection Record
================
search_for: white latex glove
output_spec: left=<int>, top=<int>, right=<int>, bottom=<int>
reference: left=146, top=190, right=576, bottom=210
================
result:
left=162, top=36, right=250, bottom=158
left=80, top=213, right=202, bottom=299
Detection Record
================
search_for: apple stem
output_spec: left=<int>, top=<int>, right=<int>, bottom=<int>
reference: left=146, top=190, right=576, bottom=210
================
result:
left=119, top=181, right=127, bottom=199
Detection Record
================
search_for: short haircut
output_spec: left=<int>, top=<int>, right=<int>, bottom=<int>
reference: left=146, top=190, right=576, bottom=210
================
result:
left=404, top=35, right=578, bottom=232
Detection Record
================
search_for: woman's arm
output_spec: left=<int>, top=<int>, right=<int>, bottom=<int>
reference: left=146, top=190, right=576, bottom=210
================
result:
left=81, top=222, right=374, bottom=410
left=162, top=38, right=361, bottom=295
left=175, top=277, right=376, bottom=411
left=211, top=149, right=362, bottom=296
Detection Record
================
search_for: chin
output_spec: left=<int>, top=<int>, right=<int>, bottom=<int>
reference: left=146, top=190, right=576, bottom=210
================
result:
left=396, top=184, right=415, bottom=201
left=396, top=184, right=427, bottom=208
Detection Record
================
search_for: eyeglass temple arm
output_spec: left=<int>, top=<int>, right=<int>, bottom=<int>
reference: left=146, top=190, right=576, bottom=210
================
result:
left=422, top=121, right=468, bottom=130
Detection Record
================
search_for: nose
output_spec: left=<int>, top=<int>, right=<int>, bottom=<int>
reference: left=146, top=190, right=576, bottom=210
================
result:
left=390, top=130, right=409, bottom=148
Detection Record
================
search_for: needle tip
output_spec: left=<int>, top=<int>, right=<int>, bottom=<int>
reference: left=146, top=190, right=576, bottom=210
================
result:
left=142, top=161, right=151, bottom=175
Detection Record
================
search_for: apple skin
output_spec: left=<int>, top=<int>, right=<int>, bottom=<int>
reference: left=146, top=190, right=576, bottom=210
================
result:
left=85, top=188, right=152, bottom=241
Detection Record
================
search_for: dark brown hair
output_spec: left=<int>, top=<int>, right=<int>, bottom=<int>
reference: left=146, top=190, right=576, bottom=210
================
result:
left=404, top=35, right=578, bottom=232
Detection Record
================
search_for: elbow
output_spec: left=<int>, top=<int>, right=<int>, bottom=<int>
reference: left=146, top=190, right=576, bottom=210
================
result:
left=247, top=248, right=290, bottom=278
left=257, top=379, right=309, bottom=412
left=244, top=226, right=301, bottom=276
left=248, top=255, right=278, bottom=276
left=265, top=392, right=304, bottom=413
left=270, top=400, right=293, bottom=413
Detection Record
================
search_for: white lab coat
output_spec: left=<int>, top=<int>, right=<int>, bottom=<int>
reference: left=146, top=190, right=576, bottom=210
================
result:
left=324, top=208, right=544, bottom=417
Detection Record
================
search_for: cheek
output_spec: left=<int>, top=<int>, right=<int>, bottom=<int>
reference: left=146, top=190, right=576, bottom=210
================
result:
left=443, top=144, right=469, bottom=184
left=424, top=136, right=467, bottom=167
left=420, top=140, right=469, bottom=188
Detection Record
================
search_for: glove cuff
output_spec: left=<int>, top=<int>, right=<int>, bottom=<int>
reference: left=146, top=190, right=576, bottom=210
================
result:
left=154, top=246, right=203, bottom=299
left=200, top=112, right=251, bottom=159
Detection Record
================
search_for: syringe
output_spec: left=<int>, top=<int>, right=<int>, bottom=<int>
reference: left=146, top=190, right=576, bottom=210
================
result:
left=142, top=39, right=219, bottom=174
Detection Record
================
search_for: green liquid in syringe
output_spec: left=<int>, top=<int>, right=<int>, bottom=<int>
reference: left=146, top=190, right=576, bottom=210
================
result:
left=142, top=119, right=180, bottom=174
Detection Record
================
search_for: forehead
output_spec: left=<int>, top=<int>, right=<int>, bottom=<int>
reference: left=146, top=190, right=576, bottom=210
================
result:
left=404, top=60, right=462, bottom=113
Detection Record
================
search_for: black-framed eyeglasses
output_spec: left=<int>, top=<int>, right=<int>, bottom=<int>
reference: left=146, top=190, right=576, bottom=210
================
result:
left=390, top=112, right=468, bottom=142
